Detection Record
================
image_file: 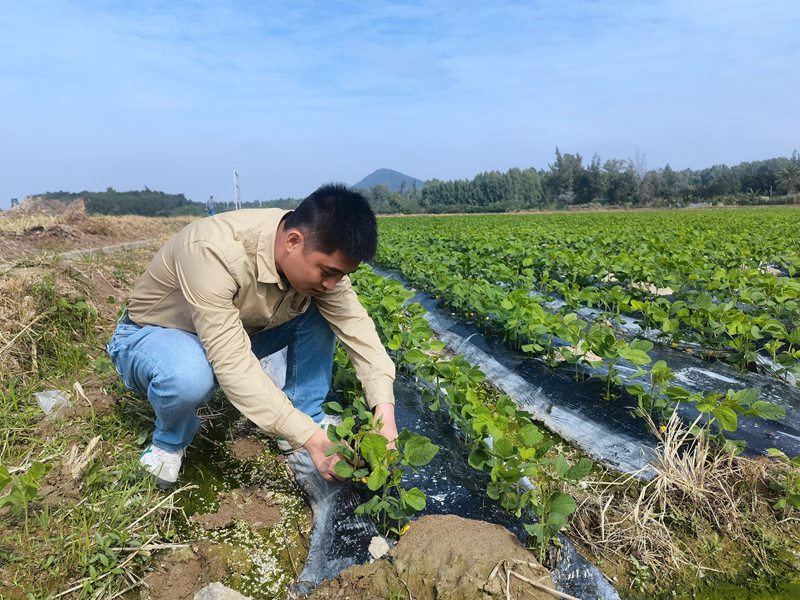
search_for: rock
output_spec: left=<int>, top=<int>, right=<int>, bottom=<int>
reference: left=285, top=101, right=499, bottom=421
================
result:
left=368, top=536, right=390, bottom=559
left=194, top=582, right=253, bottom=600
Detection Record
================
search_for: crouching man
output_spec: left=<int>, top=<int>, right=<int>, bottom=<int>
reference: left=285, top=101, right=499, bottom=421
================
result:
left=107, top=183, right=397, bottom=488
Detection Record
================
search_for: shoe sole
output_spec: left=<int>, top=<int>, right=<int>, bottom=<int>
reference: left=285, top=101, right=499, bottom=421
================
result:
left=155, top=476, right=176, bottom=490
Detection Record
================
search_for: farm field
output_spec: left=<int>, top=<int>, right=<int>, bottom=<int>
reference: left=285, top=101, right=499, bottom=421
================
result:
left=370, top=207, right=800, bottom=596
left=1, top=206, right=799, bottom=599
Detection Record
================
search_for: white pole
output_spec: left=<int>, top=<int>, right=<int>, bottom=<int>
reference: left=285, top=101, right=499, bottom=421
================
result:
left=233, top=167, right=241, bottom=210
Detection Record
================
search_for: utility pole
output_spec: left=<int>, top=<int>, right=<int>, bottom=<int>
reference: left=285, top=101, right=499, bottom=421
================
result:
left=233, top=167, right=241, bottom=210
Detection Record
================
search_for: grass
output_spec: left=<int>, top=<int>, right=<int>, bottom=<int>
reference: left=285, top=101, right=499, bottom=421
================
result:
left=0, top=217, right=312, bottom=599
left=569, top=411, right=800, bottom=598
left=0, top=261, right=181, bottom=597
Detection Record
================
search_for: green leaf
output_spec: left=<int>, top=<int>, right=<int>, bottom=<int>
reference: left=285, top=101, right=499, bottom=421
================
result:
left=468, top=447, right=489, bottom=470
left=334, top=460, right=354, bottom=479
left=666, top=386, right=692, bottom=402
left=367, top=465, right=390, bottom=491
left=492, top=437, right=515, bottom=459
left=548, top=492, right=577, bottom=520
left=495, top=395, right=516, bottom=416
left=553, top=454, right=570, bottom=477
left=617, top=346, right=652, bottom=365
left=403, top=349, right=427, bottom=364
left=335, top=416, right=355, bottom=438
left=355, top=495, right=382, bottom=516
left=627, top=384, right=646, bottom=397
left=403, top=434, right=440, bottom=467
left=524, top=522, right=546, bottom=543
left=323, top=401, right=344, bottom=414
left=733, top=388, right=760, bottom=406
left=518, top=424, right=543, bottom=447
left=359, top=432, right=389, bottom=469
left=0, top=466, right=10, bottom=491
left=713, top=406, right=739, bottom=432
left=486, top=482, right=503, bottom=500
left=695, top=398, right=717, bottom=413
left=402, top=487, right=426, bottom=511
left=564, top=458, right=593, bottom=482
left=766, top=448, right=788, bottom=461
left=749, top=401, right=786, bottom=421
left=500, top=491, right=520, bottom=511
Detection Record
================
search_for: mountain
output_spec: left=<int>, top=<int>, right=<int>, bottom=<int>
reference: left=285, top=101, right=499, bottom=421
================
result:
left=352, top=168, right=424, bottom=193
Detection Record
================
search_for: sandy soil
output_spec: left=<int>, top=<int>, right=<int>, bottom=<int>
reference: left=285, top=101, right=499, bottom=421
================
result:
left=309, top=515, right=556, bottom=600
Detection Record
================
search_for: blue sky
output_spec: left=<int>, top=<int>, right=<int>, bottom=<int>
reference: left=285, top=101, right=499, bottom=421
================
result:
left=1, top=0, right=798, bottom=208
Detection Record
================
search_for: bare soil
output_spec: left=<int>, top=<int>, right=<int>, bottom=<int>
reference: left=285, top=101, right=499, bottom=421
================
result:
left=231, top=437, right=267, bottom=461
left=308, top=515, right=556, bottom=600
left=139, top=542, right=230, bottom=600
left=190, top=487, right=283, bottom=531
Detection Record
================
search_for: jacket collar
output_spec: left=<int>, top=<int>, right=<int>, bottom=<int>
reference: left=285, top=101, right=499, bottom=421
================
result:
left=256, top=210, right=290, bottom=289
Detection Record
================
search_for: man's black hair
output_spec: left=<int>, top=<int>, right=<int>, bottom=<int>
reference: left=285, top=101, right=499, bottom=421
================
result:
left=284, top=183, right=377, bottom=263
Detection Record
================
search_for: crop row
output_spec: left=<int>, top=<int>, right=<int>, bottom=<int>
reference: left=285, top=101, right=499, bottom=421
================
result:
left=333, top=267, right=789, bottom=565
left=376, top=210, right=800, bottom=381
left=334, top=267, right=594, bottom=561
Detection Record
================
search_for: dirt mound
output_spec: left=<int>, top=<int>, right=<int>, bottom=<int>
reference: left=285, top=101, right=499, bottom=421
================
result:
left=309, top=514, right=557, bottom=600
left=4, top=196, right=87, bottom=220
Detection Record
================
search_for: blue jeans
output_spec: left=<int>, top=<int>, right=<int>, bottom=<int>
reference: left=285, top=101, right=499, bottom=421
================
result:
left=107, top=303, right=335, bottom=452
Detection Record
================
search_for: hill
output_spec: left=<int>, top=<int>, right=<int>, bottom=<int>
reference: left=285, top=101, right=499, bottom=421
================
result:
left=352, top=168, right=424, bottom=193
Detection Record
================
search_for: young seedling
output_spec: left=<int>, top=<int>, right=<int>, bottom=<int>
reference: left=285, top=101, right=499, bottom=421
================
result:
left=322, top=396, right=439, bottom=537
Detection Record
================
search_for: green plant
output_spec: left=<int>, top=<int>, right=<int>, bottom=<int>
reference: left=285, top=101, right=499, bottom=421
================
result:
left=766, top=448, right=800, bottom=510
left=627, top=555, right=652, bottom=593
left=521, top=453, right=593, bottom=563
left=323, top=396, right=439, bottom=536
left=665, top=387, right=786, bottom=452
left=0, top=461, right=52, bottom=535
left=626, top=359, right=674, bottom=420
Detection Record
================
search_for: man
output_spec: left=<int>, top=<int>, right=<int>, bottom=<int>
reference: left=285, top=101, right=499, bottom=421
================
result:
left=107, top=184, right=397, bottom=488
left=206, top=195, right=216, bottom=216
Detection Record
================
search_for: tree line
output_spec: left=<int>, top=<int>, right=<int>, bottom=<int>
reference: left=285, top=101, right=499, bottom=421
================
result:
left=364, top=149, right=800, bottom=213
left=20, top=150, right=800, bottom=216
left=34, top=188, right=204, bottom=216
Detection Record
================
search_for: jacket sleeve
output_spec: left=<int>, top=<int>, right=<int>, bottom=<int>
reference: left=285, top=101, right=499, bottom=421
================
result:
left=173, top=241, right=319, bottom=449
left=315, top=276, right=396, bottom=408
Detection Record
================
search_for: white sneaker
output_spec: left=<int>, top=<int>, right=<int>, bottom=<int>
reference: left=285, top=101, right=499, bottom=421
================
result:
left=139, top=444, right=184, bottom=489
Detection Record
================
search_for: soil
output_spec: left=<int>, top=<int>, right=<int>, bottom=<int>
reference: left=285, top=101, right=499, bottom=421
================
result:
left=139, top=542, right=230, bottom=600
left=231, top=437, right=267, bottom=461
left=190, top=487, right=283, bottom=531
left=308, top=515, right=557, bottom=600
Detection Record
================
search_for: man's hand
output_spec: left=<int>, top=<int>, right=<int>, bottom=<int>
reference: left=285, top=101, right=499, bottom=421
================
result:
left=303, top=428, right=344, bottom=481
left=373, top=402, right=398, bottom=449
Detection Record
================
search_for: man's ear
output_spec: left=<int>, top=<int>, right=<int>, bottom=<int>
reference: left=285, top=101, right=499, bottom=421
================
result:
left=284, top=229, right=304, bottom=253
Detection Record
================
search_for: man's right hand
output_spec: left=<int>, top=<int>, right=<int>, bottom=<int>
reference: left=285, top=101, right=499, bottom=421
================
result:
left=303, top=428, right=344, bottom=481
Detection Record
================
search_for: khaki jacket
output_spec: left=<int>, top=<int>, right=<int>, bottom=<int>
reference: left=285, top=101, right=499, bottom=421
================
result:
left=127, top=209, right=395, bottom=449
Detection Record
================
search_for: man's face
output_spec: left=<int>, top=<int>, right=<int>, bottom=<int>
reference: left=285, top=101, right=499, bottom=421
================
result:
left=280, top=233, right=359, bottom=297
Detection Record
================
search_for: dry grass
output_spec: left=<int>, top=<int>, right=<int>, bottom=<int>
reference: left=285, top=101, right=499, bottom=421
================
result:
left=0, top=213, right=62, bottom=233
left=569, top=410, right=797, bottom=589
left=0, top=268, right=49, bottom=378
